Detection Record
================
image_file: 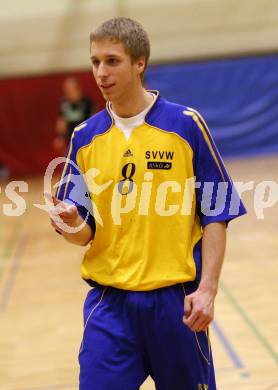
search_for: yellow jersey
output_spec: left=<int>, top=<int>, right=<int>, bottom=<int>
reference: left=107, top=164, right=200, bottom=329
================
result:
left=56, top=92, right=246, bottom=290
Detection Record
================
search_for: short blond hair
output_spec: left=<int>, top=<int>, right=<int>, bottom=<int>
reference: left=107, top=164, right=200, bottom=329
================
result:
left=90, top=17, right=150, bottom=80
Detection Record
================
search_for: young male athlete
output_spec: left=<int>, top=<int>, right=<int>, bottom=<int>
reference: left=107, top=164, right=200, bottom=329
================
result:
left=49, top=17, right=246, bottom=390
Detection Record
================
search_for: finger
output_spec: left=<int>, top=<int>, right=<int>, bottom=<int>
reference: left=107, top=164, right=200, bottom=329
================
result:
left=51, top=219, right=63, bottom=233
left=183, top=309, right=199, bottom=328
left=59, top=205, right=77, bottom=219
left=49, top=209, right=64, bottom=220
left=51, top=210, right=79, bottom=230
left=44, top=192, right=57, bottom=204
left=188, top=315, right=208, bottom=332
left=195, top=320, right=210, bottom=333
left=49, top=202, right=69, bottom=218
left=58, top=213, right=78, bottom=224
left=184, top=294, right=193, bottom=318
left=52, top=219, right=70, bottom=234
left=44, top=192, right=62, bottom=207
left=190, top=310, right=213, bottom=332
left=51, top=213, right=73, bottom=227
left=51, top=217, right=62, bottom=228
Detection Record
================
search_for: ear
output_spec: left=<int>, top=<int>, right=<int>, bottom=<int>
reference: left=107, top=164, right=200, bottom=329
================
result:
left=136, top=57, right=146, bottom=76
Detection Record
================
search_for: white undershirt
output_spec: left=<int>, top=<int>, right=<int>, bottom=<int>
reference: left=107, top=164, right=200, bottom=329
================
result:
left=109, top=93, right=156, bottom=140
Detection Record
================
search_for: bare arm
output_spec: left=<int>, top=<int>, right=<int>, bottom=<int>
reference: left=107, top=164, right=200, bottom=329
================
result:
left=183, top=221, right=227, bottom=331
left=47, top=194, right=94, bottom=246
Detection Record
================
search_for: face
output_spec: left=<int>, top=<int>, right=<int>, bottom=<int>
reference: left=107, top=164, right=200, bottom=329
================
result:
left=90, top=39, right=145, bottom=104
left=63, top=79, right=82, bottom=102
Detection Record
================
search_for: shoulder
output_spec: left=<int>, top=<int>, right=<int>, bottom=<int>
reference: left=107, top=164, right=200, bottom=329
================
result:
left=146, top=96, right=206, bottom=142
left=71, top=108, right=112, bottom=149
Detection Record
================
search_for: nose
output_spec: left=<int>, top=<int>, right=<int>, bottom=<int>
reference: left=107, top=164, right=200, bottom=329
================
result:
left=97, top=62, right=108, bottom=79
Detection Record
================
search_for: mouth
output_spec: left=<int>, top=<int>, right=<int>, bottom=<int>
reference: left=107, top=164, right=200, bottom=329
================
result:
left=100, top=83, right=115, bottom=91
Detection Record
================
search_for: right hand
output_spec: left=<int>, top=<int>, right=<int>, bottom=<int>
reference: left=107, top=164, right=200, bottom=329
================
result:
left=45, top=193, right=79, bottom=234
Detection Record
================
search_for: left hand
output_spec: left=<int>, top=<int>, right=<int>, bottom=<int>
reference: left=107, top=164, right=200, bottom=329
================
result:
left=183, top=288, right=215, bottom=332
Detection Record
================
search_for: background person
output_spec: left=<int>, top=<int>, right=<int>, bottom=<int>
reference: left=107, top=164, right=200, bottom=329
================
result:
left=53, top=77, right=94, bottom=151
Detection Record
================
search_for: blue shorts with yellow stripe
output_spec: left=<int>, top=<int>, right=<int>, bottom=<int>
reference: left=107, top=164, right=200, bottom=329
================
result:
left=79, top=281, right=216, bottom=390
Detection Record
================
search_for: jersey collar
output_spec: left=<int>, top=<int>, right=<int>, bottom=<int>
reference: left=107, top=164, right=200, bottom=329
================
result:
left=105, top=90, right=161, bottom=124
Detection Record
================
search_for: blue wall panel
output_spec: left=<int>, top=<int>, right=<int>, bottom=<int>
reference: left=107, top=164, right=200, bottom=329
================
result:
left=146, top=55, right=278, bottom=158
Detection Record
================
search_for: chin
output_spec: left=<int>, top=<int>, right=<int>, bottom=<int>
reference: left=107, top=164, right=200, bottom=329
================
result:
left=102, top=90, right=115, bottom=101
left=101, top=92, right=109, bottom=101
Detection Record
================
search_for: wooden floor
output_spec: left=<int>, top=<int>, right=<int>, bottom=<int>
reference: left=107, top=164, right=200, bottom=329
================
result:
left=0, top=156, right=277, bottom=390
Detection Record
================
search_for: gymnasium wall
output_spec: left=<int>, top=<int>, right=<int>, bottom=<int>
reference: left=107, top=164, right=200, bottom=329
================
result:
left=0, top=72, right=104, bottom=176
left=1, top=1, right=278, bottom=176
left=2, top=52, right=278, bottom=177
left=146, top=54, right=278, bottom=158
left=1, top=0, right=278, bottom=77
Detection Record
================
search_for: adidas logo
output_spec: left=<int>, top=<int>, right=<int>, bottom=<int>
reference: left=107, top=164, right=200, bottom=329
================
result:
left=123, top=149, right=133, bottom=157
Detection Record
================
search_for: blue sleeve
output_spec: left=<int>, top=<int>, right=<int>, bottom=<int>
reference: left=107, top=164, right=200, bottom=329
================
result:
left=188, top=109, right=247, bottom=227
left=55, top=133, right=95, bottom=233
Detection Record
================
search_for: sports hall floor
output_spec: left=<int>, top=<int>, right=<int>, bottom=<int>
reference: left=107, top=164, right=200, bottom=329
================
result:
left=0, top=155, right=277, bottom=390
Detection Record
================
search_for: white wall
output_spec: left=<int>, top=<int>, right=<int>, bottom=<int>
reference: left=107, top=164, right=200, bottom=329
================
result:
left=1, top=0, right=278, bottom=77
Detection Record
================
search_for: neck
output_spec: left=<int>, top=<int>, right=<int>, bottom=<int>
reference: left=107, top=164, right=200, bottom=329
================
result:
left=110, top=86, right=153, bottom=118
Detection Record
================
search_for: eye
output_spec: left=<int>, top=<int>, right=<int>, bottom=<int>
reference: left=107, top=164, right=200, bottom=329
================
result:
left=107, top=58, right=119, bottom=65
left=92, top=59, right=100, bottom=67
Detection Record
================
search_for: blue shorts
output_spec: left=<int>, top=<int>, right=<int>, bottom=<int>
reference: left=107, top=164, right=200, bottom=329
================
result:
left=79, top=282, right=216, bottom=390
